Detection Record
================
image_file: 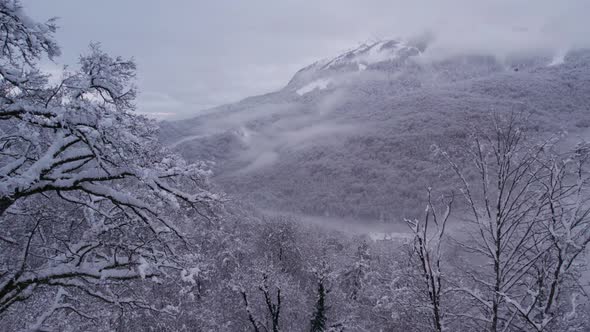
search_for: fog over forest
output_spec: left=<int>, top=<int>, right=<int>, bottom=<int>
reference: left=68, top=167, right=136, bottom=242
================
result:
left=1, top=1, right=590, bottom=331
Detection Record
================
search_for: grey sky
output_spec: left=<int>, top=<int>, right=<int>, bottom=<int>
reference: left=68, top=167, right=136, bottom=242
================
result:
left=21, top=0, right=590, bottom=119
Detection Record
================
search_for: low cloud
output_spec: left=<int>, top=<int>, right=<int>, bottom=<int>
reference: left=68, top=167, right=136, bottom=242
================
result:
left=24, top=0, right=590, bottom=120
left=229, top=120, right=359, bottom=174
left=136, top=91, right=185, bottom=119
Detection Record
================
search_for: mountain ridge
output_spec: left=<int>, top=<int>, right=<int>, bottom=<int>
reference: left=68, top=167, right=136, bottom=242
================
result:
left=161, top=44, right=590, bottom=220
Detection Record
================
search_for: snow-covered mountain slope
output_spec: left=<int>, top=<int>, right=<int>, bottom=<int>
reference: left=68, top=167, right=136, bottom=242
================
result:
left=287, top=40, right=423, bottom=91
left=160, top=42, right=590, bottom=220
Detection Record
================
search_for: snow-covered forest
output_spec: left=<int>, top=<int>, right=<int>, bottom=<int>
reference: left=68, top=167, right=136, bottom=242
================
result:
left=1, top=1, right=590, bottom=331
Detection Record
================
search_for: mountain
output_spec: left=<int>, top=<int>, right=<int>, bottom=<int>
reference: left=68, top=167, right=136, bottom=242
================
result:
left=160, top=40, right=590, bottom=221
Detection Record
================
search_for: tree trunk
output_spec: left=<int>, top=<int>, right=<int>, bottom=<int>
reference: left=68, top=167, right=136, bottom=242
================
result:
left=0, top=197, right=14, bottom=217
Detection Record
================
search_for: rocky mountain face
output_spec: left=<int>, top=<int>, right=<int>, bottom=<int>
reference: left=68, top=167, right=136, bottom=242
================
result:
left=161, top=40, right=590, bottom=221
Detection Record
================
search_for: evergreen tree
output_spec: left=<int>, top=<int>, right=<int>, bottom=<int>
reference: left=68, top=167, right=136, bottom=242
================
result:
left=310, top=279, right=328, bottom=332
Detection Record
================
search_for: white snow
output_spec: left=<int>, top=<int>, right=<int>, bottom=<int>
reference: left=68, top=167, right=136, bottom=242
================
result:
left=320, top=40, right=417, bottom=70
left=181, top=266, right=203, bottom=284
left=296, top=78, right=331, bottom=96
left=137, top=257, right=150, bottom=279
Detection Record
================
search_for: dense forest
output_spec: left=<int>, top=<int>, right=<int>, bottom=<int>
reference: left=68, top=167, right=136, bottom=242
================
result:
left=1, top=1, right=589, bottom=331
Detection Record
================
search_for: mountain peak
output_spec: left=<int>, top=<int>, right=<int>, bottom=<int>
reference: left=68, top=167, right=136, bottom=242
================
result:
left=287, top=39, right=423, bottom=89
left=316, top=39, right=421, bottom=70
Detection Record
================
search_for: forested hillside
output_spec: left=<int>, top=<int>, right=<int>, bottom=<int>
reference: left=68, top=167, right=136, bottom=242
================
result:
left=164, top=42, right=590, bottom=221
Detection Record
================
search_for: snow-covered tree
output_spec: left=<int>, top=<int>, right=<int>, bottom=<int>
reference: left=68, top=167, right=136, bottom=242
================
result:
left=405, top=188, right=453, bottom=332
left=231, top=257, right=311, bottom=332
left=505, top=142, right=590, bottom=331
left=0, top=1, right=219, bottom=329
left=436, top=114, right=590, bottom=331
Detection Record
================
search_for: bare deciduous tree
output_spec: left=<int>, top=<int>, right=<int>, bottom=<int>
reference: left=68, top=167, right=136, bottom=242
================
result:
left=429, top=114, right=590, bottom=331
left=405, top=188, right=453, bottom=332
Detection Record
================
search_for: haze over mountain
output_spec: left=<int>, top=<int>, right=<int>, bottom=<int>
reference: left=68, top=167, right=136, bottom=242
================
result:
left=162, top=39, right=590, bottom=222
left=21, top=0, right=590, bottom=119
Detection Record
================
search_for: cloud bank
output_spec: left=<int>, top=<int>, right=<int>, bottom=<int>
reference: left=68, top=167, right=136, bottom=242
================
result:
left=22, top=0, right=590, bottom=119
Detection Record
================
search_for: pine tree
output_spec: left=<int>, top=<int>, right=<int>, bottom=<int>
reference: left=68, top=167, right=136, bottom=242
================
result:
left=310, top=280, right=328, bottom=332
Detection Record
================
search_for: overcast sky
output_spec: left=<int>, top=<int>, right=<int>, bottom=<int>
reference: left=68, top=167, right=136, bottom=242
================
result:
left=21, top=0, right=590, bottom=119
